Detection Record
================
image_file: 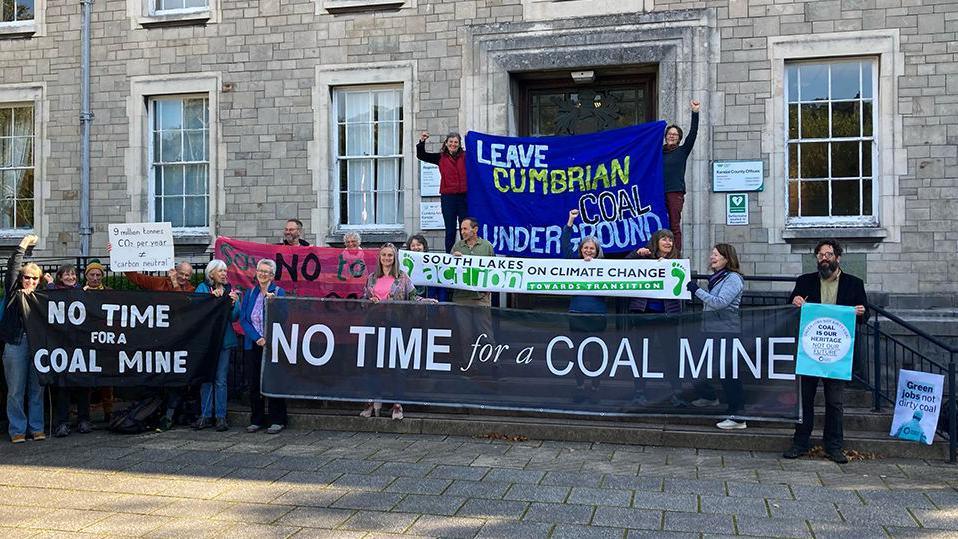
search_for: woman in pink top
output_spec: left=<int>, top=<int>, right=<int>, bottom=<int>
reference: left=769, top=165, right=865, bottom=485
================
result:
left=361, top=243, right=436, bottom=419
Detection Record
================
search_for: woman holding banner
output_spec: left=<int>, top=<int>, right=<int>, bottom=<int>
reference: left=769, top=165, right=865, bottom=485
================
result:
left=627, top=229, right=684, bottom=407
left=562, top=210, right=607, bottom=401
left=687, top=244, right=746, bottom=429
left=241, top=259, right=287, bottom=434
left=193, top=260, right=241, bottom=432
left=1, top=234, right=45, bottom=443
left=405, top=234, right=446, bottom=302
left=627, top=229, right=682, bottom=315
left=46, top=265, right=95, bottom=438
left=361, top=243, right=437, bottom=420
left=417, top=131, right=468, bottom=253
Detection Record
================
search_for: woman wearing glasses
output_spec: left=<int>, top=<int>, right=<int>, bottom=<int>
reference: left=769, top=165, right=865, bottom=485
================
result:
left=240, top=259, right=287, bottom=435
left=1, top=234, right=45, bottom=443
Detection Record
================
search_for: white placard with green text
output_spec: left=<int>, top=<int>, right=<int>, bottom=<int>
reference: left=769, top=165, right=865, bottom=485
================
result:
left=400, top=250, right=691, bottom=299
left=726, top=193, right=748, bottom=225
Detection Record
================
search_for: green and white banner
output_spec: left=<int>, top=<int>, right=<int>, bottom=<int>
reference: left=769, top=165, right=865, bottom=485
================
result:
left=399, top=250, right=691, bottom=300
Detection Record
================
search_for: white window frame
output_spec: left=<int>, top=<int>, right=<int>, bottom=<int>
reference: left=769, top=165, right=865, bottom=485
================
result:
left=319, top=0, right=415, bottom=15
left=0, top=0, right=45, bottom=37
left=762, top=30, right=906, bottom=243
left=127, top=74, right=222, bottom=241
left=0, top=83, right=45, bottom=243
left=332, top=85, right=405, bottom=231
left=784, top=58, right=879, bottom=228
left=147, top=95, right=211, bottom=231
left=127, top=0, right=218, bottom=29
left=312, top=62, right=417, bottom=241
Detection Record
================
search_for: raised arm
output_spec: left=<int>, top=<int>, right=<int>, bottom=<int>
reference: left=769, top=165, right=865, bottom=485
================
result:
left=416, top=131, right=442, bottom=165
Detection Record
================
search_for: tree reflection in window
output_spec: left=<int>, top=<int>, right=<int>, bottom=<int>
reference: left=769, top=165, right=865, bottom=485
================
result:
left=785, top=59, right=876, bottom=224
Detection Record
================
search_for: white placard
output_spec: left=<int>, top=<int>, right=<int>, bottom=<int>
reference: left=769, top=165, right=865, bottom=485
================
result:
left=890, top=369, right=944, bottom=445
left=712, top=160, right=764, bottom=192
left=108, top=222, right=175, bottom=272
left=420, top=161, right=441, bottom=197
left=726, top=193, right=749, bottom=225
left=420, top=201, right=445, bottom=230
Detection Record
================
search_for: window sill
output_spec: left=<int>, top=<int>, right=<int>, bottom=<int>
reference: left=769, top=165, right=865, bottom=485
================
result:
left=782, top=227, right=888, bottom=241
left=172, top=231, right=213, bottom=246
left=322, top=0, right=406, bottom=14
left=139, top=11, right=210, bottom=28
left=326, top=230, right=408, bottom=246
left=0, top=23, right=36, bottom=39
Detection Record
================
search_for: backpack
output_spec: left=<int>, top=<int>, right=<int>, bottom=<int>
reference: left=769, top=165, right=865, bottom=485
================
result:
left=108, top=396, right=163, bottom=434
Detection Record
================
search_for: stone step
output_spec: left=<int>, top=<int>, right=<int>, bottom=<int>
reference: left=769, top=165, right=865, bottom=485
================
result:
left=227, top=406, right=950, bottom=461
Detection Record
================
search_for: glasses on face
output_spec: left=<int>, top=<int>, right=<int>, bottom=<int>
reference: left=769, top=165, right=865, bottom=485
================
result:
left=816, top=252, right=836, bottom=260
left=256, top=269, right=272, bottom=275
left=22, top=275, right=40, bottom=281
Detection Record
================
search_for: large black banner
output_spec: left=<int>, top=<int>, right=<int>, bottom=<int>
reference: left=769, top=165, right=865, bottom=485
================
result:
left=23, top=290, right=230, bottom=387
left=263, top=298, right=802, bottom=421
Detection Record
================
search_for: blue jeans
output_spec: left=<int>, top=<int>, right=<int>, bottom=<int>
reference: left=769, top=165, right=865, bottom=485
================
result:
left=3, top=336, right=43, bottom=438
left=200, top=348, right=231, bottom=419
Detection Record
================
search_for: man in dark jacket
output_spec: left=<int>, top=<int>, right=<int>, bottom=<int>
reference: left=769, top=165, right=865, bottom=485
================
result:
left=279, top=219, right=310, bottom=246
left=783, top=239, right=867, bottom=464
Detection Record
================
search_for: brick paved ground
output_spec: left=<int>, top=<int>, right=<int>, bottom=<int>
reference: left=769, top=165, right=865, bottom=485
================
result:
left=2, top=427, right=958, bottom=538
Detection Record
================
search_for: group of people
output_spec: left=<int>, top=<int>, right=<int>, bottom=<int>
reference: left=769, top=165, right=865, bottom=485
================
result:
left=2, top=101, right=869, bottom=463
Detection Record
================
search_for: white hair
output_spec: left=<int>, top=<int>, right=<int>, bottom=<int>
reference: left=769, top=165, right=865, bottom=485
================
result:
left=257, top=258, right=277, bottom=275
left=204, top=259, right=228, bottom=284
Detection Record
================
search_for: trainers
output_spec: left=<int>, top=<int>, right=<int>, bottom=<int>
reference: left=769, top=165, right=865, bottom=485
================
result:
left=30, top=431, right=46, bottom=441
left=782, top=445, right=808, bottom=459
left=691, top=398, right=720, bottom=407
left=53, top=423, right=71, bottom=438
left=156, top=416, right=174, bottom=432
left=215, top=418, right=229, bottom=432
left=716, top=419, right=747, bottom=430
left=360, top=403, right=375, bottom=418
left=191, top=417, right=211, bottom=430
left=392, top=404, right=404, bottom=421
left=11, top=434, right=26, bottom=444
left=826, top=450, right=849, bottom=464
left=266, top=424, right=284, bottom=434
left=77, top=420, right=93, bottom=434
left=669, top=394, right=689, bottom=408
left=246, top=424, right=261, bottom=433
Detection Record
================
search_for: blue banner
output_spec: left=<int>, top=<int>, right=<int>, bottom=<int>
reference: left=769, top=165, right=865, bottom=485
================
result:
left=465, top=122, right=668, bottom=258
left=795, top=303, right=857, bottom=380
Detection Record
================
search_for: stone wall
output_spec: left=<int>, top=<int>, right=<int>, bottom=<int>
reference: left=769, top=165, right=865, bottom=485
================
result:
left=0, top=0, right=955, bottom=297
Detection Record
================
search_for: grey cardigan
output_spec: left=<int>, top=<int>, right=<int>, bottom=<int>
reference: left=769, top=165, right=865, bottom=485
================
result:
left=694, top=271, right=744, bottom=334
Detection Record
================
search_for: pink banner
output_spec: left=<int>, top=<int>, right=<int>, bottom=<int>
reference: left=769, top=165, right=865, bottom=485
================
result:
left=214, top=236, right=379, bottom=298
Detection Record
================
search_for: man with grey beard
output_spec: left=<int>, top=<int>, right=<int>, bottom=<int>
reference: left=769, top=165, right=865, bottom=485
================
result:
left=783, top=239, right=867, bottom=464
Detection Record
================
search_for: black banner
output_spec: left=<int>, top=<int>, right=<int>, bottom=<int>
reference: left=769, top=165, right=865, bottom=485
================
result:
left=263, top=298, right=802, bottom=421
left=23, top=290, right=230, bottom=387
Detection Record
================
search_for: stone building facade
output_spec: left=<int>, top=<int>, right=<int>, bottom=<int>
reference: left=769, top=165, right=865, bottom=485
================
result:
left=1, top=0, right=956, bottom=298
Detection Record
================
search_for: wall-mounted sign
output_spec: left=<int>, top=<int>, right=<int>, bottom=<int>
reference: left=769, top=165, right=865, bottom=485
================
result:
left=420, top=162, right=441, bottom=197
left=420, top=201, right=444, bottom=230
left=712, top=160, right=764, bottom=192
left=726, top=193, right=748, bottom=226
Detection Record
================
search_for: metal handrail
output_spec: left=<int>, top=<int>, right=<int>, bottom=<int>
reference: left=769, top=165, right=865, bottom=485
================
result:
left=866, top=302, right=958, bottom=353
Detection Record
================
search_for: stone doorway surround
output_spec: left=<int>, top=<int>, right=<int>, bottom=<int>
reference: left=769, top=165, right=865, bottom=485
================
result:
left=460, top=8, right=717, bottom=260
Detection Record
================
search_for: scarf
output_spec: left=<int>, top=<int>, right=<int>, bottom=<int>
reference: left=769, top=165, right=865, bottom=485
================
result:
left=708, top=268, right=730, bottom=291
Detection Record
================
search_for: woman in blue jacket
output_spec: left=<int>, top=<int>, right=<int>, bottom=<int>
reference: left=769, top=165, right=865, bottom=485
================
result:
left=240, top=259, right=287, bottom=434
left=687, top=243, right=746, bottom=429
left=193, top=259, right=241, bottom=431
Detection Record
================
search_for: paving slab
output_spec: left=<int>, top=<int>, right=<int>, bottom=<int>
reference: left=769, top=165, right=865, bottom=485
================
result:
left=1, top=428, right=957, bottom=538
